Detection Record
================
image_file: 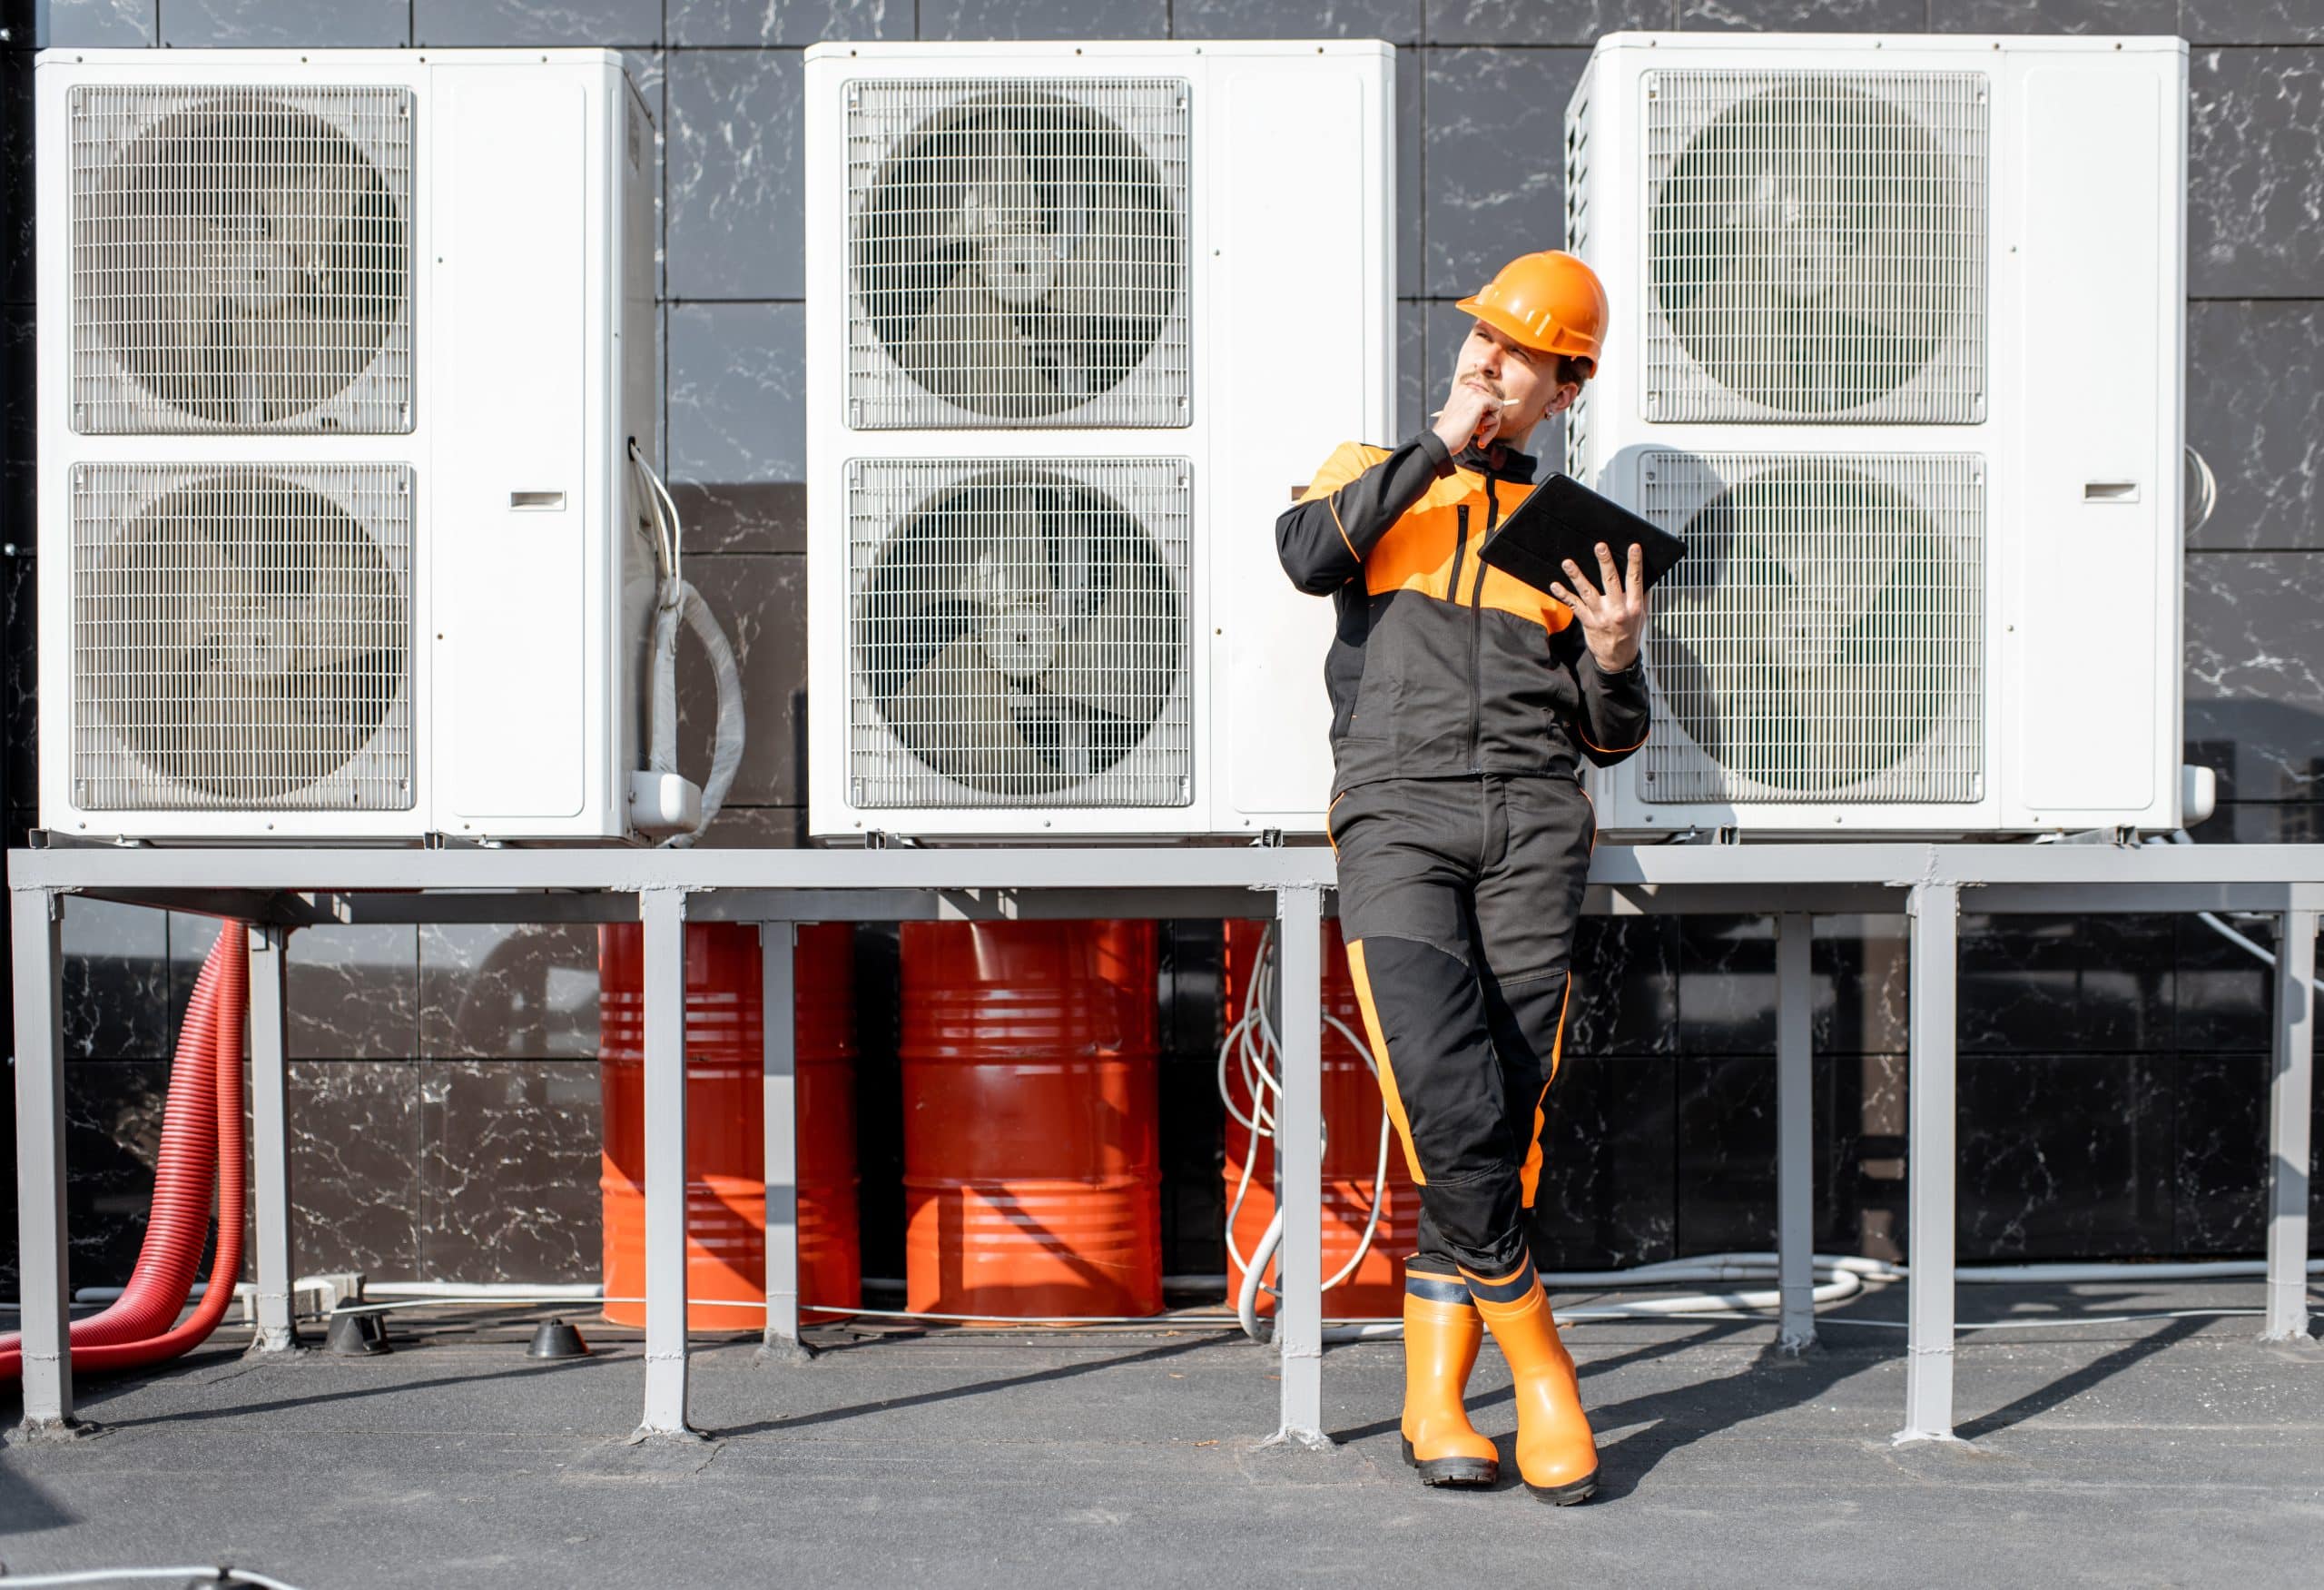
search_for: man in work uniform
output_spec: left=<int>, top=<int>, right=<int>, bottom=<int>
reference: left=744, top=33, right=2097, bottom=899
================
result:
left=1275, top=251, right=1651, bottom=1506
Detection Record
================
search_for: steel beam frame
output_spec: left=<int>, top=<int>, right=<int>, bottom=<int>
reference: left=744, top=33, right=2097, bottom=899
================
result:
left=10, top=888, right=73, bottom=1435
left=2264, top=909, right=2317, bottom=1343
left=633, top=886, right=702, bottom=1441
left=1897, top=881, right=1962, bottom=1445
left=759, top=920, right=812, bottom=1365
left=11, top=840, right=2324, bottom=1450
left=248, top=925, right=300, bottom=1354
left=1776, top=911, right=1815, bottom=1355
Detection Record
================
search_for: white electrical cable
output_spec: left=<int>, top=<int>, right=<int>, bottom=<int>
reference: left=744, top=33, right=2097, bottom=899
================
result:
left=364, top=1281, right=604, bottom=1300
left=625, top=441, right=745, bottom=846
left=2184, top=443, right=2218, bottom=536
left=625, top=436, right=679, bottom=585
left=1219, top=923, right=1396, bottom=1341
left=2142, top=829, right=2324, bottom=993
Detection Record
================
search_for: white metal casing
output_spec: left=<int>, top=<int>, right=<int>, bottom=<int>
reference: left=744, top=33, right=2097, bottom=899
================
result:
left=1564, top=33, right=2187, bottom=838
left=804, top=40, right=1393, bottom=840
left=35, top=48, right=659, bottom=843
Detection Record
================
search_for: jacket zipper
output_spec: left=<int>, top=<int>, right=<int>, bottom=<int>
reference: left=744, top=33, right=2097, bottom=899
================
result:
left=1467, top=479, right=1501, bottom=765
left=1447, top=505, right=1468, bottom=603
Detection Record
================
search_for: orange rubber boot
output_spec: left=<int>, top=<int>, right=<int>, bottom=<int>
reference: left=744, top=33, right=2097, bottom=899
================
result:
left=1465, top=1260, right=1598, bottom=1505
left=1400, top=1274, right=1499, bottom=1486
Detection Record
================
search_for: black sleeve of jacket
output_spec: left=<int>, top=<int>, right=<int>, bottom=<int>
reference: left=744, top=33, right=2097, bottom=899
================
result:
left=1275, top=431, right=1457, bottom=595
left=1561, top=641, right=1654, bottom=768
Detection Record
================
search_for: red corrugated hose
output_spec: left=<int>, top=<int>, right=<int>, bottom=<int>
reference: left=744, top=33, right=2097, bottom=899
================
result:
left=0, top=923, right=248, bottom=1380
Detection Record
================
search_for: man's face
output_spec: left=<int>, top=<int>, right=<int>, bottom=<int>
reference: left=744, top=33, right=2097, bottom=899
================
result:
left=1452, top=318, right=1580, bottom=443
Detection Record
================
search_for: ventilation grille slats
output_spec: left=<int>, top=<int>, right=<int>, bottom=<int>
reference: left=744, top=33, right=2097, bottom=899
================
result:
left=1635, top=452, right=1984, bottom=804
left=71, top=84, right=415, bottom=435
left=1562, top=78, right=1593, bottom=483
left=1643, top=69, right=1986, bottom=424
left=848, top=458, right=1192, bottom=810
left=72, top=463, right=415, bottom=812
left=846, top=78, right=1191, bottom=430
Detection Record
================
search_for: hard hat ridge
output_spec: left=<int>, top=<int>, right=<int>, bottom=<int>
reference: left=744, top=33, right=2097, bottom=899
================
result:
left=1456, top=251, right=1610, bottom=377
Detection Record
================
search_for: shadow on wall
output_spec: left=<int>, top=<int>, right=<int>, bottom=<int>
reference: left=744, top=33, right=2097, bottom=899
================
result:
left=2182, top=701, right=2324, bottom=807
left=666, top=481, right=810, bottom=848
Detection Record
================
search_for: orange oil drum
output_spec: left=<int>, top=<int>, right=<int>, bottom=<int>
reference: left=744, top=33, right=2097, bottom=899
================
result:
left=1222, top=918, right=1420, bottom=1318
left=901, top=920, right=1162, bottom=1319
left=599, top=921, right=861, bottom=1328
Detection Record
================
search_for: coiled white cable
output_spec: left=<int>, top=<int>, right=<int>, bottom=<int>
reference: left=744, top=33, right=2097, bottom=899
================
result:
left=626, top=440, right=745, bottom=846
left=1222, top=923, right=1394, bottom=1341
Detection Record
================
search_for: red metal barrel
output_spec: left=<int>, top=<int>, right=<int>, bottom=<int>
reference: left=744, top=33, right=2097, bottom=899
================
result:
left=599, top=922, right=860, bottom=1328
left=901, top=920, right=1161, bottom=1319
left=1222, top=918, right=1420, bottom=1318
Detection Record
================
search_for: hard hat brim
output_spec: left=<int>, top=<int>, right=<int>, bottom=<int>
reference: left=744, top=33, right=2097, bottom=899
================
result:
left=1455, top=294, right=1596, bottom=365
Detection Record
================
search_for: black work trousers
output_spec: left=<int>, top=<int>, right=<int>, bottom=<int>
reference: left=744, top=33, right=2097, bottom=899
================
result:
left=1329, top=772, right=1596, bottom=1278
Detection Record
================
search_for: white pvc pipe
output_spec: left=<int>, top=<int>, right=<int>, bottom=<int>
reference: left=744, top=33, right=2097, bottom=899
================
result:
left=364, top=1281, right=602, bottom=1299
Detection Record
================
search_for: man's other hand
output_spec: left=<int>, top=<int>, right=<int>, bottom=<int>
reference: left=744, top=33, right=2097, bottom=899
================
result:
left=1548, top=542, right=1649, bottom=673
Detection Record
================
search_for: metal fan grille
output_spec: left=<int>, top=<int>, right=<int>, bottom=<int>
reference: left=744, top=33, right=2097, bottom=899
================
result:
left=846, top=78, right=1190, bottom=429
left=72, top=463, right=414, bottom=812
left=848, top=458, right=1192, bottom=810
left=1561, top=82, right=1594, bottom=483
left=1634, top=452, right=1984, bottom=804
left=1643, top=70, right=1986, bottom=423
left=71, top=84, right=414, bottom=434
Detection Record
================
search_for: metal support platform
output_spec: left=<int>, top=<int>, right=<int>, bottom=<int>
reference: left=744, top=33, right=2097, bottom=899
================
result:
left=10, top=842, right=2320, bottom=1449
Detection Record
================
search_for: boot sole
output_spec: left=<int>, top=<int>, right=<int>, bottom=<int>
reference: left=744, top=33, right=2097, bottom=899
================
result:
left=1525, top=1470, right=1600, bottom=1506
left=1401, top=1437, right=1498, bottom=1488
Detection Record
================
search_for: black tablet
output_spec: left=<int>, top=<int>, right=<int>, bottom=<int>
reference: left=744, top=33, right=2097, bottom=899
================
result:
left=1476, top=472, right=1688, bottom=598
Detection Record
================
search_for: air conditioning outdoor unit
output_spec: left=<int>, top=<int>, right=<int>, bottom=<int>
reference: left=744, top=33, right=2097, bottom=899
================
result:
left=35, top=48, right=664, bottom=843
left=1563, top=33, right=2194, bottom=838
left=804, top=40, right=1394, bottom=839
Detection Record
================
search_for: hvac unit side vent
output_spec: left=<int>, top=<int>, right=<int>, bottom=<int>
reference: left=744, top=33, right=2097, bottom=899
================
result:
left=1561, top=76, right=1593, bottom=484
left=845, top=78, right=1191, bottom=430
left=70, top=84, right=416, bottom=434
left=1642, top=70, right=1987, bottom=424
left=1635, top=451, right=1984, bottom=804
left=847, top=458, right=1192, bottom=809
left=71, top=462, right=415, bottom=811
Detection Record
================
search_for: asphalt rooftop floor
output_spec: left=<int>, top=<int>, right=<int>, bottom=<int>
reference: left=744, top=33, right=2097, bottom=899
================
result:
left=1, top=1280, right=2319, bottom=1589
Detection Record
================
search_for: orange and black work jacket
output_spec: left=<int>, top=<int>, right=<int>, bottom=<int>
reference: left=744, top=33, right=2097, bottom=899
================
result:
left=1275, top=430, right=1653, bottom=798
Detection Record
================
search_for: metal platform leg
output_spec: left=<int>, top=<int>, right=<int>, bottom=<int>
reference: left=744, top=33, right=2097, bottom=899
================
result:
left=1265, top=883, right=1331, bottom=1451
left=1896, top=881, right=1962, bottom=1445
left=758, top=919, right=812, bottom=1365
left=249, top=925, right=300, bottom=1353
left=2263, top=907, right=2316, bottom=1343
left=634, top=886, right=704, bottom=1442
left=11, top=889, right=78, bottom=1435
left=1776, top=911, right=1816, bottom=1356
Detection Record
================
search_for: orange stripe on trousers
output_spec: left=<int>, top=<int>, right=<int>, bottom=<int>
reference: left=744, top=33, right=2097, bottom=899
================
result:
left=1344, top=938, right=1427, bottom=1187
left=1518, top=974, right=1574, bottom=1210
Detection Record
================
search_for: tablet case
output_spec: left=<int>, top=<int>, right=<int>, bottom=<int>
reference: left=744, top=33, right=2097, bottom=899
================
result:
left=1475, top=472, right=1688, bottom=598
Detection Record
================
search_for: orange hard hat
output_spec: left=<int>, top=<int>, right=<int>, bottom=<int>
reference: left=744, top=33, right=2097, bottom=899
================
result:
left=1456, top=251, right=1610, bottom=376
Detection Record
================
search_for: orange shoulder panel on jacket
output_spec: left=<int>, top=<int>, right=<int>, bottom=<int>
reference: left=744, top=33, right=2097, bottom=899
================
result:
left=1296, top=441, right=1391, bottom=504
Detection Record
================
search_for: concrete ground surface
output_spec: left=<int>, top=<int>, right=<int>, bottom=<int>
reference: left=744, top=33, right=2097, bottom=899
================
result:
left=0, top=1281, right=2318, bottom=1589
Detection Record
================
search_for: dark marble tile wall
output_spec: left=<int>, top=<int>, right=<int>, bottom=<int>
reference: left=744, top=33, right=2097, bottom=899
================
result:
left=14, top=3, right=2323, bottom=1289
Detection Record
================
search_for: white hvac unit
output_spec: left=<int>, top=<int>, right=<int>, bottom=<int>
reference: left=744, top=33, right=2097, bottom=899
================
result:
left=35, top=49, right=665, bottom=843
left=804, top=40, right=1393, bottom=839
left=1564, top=33, right=2195, bottom=838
